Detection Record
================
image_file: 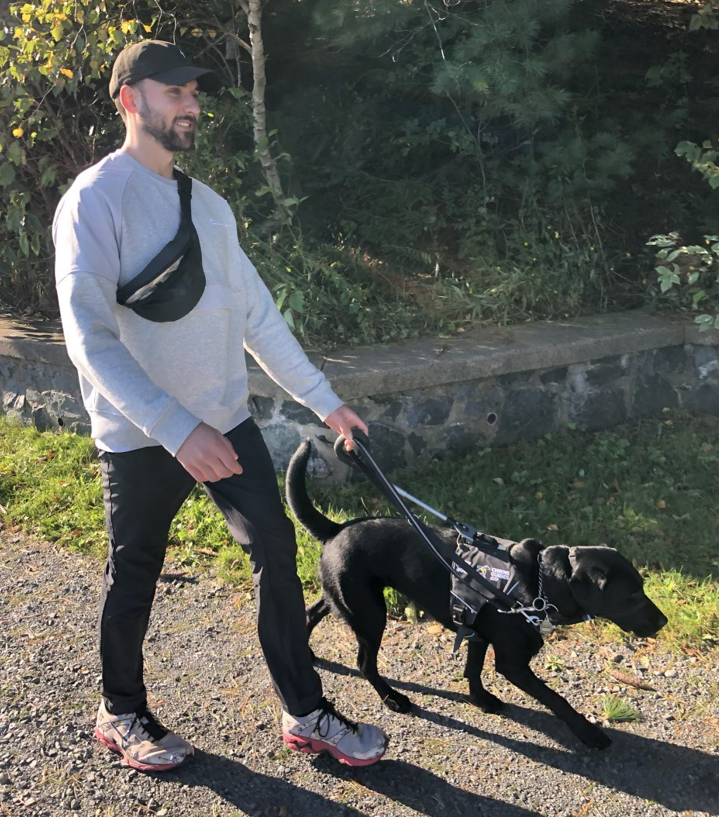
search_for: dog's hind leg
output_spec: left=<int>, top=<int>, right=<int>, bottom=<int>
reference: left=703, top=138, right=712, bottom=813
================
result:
left=306, top=596, right=331, bottom=663
left=464, top=638, right=504, bottom=713
left=307, top=596, right=331, bottom=636
left=356, top=621, right=413, bottom=714
left=331, top=582, right=413, bottom=714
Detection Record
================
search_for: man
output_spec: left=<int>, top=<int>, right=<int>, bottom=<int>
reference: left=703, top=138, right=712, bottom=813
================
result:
left=52, top=40, right=387, bottom=772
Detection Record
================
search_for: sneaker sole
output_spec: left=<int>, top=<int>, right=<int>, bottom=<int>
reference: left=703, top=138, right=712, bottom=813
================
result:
left=94, top=728, right=189, bottom=772
left=283, top=733, right=386, bottom=767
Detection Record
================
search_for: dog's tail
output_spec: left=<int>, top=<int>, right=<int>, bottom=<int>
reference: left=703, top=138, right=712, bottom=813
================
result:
left=285, top=440, right=343, bottom=543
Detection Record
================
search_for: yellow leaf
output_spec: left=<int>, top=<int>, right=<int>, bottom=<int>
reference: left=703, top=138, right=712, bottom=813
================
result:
left=143, top=24, right=152, bottom=33
left=60, top=68, right=73, bottom=79
left=427, top=624, right=442, bottom=635
left=535, top=491, right=543, bottom=500
left=12, top=127, right=24, bottom=138
left=570, top=481, right=586, bottom=490
left=493, top=477, right=504, bottom=486
left=547, top=523, right=559, bottom=532
left=121, top=19, right=133, bottom=33
left=76, top=9, right=84, bottom=23
left=656, top=500, right=666, bottom=509
left=191, top=27, right=203, bottom=37
left=207, top=29, right=217, bottom=38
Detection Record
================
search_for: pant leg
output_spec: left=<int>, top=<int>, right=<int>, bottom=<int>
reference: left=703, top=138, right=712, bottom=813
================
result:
left=203, top=418, right=323, bottom=716
left=98, top=445, right=195, bottom=714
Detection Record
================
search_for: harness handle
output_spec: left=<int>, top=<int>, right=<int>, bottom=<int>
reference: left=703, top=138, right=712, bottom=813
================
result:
left=333, top=429, right=520, bottom=612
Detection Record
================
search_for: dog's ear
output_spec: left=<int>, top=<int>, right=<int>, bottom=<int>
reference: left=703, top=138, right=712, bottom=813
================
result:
left=568, top=547, right=609, bottom=611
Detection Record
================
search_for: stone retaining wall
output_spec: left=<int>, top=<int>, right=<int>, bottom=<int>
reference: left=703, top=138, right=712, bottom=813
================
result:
left=1, top=311, right=718, bottom=480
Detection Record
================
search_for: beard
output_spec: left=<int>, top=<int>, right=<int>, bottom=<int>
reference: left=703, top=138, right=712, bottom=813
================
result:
left=137, top=100, right=196, bottom=152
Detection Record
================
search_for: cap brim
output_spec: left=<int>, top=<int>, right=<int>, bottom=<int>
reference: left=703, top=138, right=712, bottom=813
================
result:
left=151, top=65, right=223, bottom=94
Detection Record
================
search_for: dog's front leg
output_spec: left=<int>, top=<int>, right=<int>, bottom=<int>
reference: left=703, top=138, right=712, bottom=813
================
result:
left=495, top=655, right=612, bottom=749
left=464, top=638, right=504, bottom=713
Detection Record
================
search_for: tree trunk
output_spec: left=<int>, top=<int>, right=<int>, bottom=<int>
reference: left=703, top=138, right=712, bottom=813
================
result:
left=241, top=0, right=286, bottom=220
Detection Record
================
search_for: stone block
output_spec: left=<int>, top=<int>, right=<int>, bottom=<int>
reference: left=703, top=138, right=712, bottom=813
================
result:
left=539, top=367, right=567, bottom=385
left=441, top=424, right=482, bottom=458
left=407, top=433, right=427, bottom=457
left=280, top=401, right=323, bottom=426
left=258, top=423, right=302, bottom=470
left=693, top=346, right=717, bottom=369
left=585, top=356, right=627, bottom=387
left=653, top=345, right=687, bottom=375
left=686, top=384, right=719, bottom=415
left=366, top=422, right=407, bottom=472
left=404, top=397, right=452, bottom=428
left=250, top=396, right=275, bottom=420
left=498, top=370, right=534, bottom=387
left=496, top=389, right=557, bottom=444
left=568, top=389, right=627, bottom=431
left=632, top=373, right=679, bottom=417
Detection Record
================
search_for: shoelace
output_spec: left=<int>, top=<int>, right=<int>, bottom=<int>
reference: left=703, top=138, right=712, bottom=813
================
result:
left=315, top=697, right=358, bottom=738
left=130, top=708, right=169, bottom=742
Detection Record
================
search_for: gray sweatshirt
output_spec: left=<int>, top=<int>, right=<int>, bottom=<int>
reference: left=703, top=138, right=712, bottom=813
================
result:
left=52, top=149, right=343, bottom=454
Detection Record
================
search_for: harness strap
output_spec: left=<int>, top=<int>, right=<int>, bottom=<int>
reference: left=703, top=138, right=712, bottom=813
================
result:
left=335, top=431, right=520, bottom=612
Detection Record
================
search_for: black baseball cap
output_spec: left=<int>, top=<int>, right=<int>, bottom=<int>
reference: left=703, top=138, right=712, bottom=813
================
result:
left=109, top=40, right=222, bottom=99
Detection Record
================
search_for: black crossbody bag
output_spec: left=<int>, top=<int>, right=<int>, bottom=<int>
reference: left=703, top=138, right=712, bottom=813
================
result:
left=116, top=169, right=206, bottom=322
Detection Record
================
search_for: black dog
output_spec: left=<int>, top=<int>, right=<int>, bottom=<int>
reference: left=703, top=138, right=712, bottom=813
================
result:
left=286, top=441, right=668, bottom=750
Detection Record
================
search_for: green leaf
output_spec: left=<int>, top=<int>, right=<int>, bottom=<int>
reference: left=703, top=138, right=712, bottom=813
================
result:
left=6, top=140, right=24, bottom=165
left=289, top=290, right=305, bottom=313
left=0, top=162, right=16, bottom=186
left=283, top=308, right=295, bottom=330
left=18, top=232, right=30, bottom=257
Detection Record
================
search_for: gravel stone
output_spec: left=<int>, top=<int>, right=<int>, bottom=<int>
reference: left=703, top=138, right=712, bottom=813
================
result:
left=1, top=529, right=718, bottom=817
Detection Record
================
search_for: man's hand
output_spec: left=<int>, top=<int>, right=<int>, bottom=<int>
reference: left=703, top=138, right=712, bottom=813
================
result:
left=176, top=422, right=243, bottom=483
left=324, top=405, right=368, bottom=451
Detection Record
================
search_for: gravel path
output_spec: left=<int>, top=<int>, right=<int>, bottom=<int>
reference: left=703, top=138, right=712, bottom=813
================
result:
left=1, top=529, right=717, bottom=817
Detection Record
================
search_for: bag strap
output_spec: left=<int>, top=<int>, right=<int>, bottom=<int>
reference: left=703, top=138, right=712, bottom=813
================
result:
left=174, top=168, right=193, bottom=228
left=116, top=169, right=194, bottom=306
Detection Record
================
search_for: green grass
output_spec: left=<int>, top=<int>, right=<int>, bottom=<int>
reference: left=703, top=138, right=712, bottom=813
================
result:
left=1, top=410, right=718, bottom=653
left=600, top=694, right=642, bottom=723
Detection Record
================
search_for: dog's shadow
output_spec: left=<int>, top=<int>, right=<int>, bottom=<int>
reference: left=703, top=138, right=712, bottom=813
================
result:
left=161, top=749, right=542, bottom=817
left=314, top=656, right=470, bottom=704
left=316, top=659, right=719, bottom=814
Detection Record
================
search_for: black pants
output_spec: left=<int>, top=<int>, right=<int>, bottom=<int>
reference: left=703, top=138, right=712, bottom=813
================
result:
left=98, top=417, right=322, bottom=716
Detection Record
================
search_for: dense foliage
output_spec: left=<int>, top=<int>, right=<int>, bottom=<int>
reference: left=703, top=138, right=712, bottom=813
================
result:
left=1, top=0, right=718, bottom=347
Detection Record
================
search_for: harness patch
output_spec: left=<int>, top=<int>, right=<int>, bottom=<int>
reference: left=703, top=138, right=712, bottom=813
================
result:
left=450, top=539, right=518, bottom=630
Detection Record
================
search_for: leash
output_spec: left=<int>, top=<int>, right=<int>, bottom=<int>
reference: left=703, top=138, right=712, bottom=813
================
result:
left=333, top=429, right=532, bottom=623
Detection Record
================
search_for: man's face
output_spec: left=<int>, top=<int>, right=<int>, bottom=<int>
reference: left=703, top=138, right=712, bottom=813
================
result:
left=133, top=78, right=201, bottom=152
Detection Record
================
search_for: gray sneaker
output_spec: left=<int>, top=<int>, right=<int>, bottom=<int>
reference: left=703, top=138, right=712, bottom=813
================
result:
left=282, top=698, right=387, bottom=766
left=94, top=701, right=193, bottom=771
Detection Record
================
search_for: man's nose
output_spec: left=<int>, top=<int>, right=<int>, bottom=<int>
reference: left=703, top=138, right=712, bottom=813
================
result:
left=184, top=94, right=200, bottom=116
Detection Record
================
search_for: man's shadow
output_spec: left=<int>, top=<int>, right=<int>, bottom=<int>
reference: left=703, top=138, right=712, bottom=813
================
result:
left=163, top=750, right=542, bottom=817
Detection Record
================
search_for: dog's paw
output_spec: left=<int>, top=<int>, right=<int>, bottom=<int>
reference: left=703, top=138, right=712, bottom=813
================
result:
left=469, top=690, right=504, bottom=714
left=383, top=692, right=413, bottom=714
left=579, top=724, right=612, bottom=750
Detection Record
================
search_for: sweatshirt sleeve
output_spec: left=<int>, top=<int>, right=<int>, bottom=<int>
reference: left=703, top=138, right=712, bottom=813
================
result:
left=53, top=184, right=201, bottom=455
left=239, top=247, right=344, bottom=421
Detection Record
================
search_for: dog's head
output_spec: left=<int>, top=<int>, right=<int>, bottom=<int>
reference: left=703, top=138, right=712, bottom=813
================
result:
left=567, top=546, right=668, bottom=637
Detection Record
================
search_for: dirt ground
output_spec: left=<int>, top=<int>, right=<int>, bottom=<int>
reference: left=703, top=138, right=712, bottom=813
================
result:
left=0, top=529, right=717, bottom=817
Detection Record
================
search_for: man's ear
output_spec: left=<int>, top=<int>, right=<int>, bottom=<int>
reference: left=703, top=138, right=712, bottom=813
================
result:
left=119, top=85, right=140, bottom=116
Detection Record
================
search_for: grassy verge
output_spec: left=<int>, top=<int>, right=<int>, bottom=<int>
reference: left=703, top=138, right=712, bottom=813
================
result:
left=0, top=411, right=717, bottom=654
